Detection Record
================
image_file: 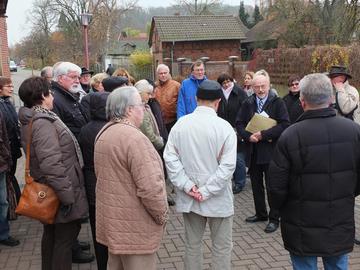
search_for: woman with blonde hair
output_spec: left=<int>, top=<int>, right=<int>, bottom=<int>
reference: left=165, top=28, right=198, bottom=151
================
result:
left=112, top=68, right=135, bottom=85
left=90, top=73, right=109, bottom=93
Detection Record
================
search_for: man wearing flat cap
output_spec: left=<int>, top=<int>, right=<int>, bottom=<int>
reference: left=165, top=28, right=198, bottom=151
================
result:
left=164, top=80, right=237, bottom=270
left=329, top=65, right=359, bottom=121
left=80, top=67, right=94, bottom=93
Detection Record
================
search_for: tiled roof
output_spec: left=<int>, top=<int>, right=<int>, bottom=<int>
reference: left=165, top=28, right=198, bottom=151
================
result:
left=107, top=39, right=148, bottom=55
left=243, top=18, right=286, bottom=43
left=149, top=15, right=247, bottom=45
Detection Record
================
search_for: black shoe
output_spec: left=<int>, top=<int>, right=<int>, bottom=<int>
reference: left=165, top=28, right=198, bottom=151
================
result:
left=72, top=250, right=95, bottom=264
left=167, top=197, right=176, bottom=206
left=0, top=236, right=20, bottom=247
left=355, top=239, right=360, bottom=245
left=232, top=185, right=243, bottom=194
left=78, top=241, right=90, bottom=251
left=264, top=222, right=279, bottom=233
left=245, top=215, right=268, bottom=223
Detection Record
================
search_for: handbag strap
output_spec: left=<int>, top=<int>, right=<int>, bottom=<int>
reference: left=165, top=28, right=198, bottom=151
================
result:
left=25, top=119, right=34, bottom=184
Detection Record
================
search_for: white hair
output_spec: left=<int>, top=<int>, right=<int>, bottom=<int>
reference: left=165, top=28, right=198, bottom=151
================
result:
left=156, top=64, right=170, bottom=73
left=134, top=79, right=154, bottom=94
left=40, top=66, right=53, bottom=78
left=53, top=62, right=81, bottom=82
left=253, top=69, right=270, bottom=83
left=300, top=73, right=333, bottom=106
left=106, top=86, right=138, bottom=120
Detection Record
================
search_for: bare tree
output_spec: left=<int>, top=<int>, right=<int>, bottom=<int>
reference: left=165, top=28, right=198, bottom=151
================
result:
left=268, top=0, right=360, bottom=47
left=174, top=0, right=221, bottom=15
left=27, top=0, right=58, bottom=66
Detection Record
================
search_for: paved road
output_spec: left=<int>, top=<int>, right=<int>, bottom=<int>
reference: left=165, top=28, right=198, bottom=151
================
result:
left=11, top=68, right=39, bottom=111
left=2, top=69, right=360, bottom=269
left=2, top=182, right=360, bottom=270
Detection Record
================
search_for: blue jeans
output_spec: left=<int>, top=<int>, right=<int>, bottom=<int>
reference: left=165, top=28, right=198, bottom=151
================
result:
left=290, top=253, right=349, bottom=270
left=0, top=172, right=9, bottom=241
left=233, top=152, right=246, bottom=189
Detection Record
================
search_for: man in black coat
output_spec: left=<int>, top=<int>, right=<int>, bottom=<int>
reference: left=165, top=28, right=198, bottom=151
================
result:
left=52, top=62, right=88, bottom=139
left=217, top=73, right=248, bottom=194
left=236, top=70, right=290, bottom=233
left=51, top=62, right=94, bottom=263
left=268, top=73, right=360, bottom=269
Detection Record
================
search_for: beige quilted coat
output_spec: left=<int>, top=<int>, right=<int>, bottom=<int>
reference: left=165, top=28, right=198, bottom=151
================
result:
left=94, top=120, right=168, bottom=255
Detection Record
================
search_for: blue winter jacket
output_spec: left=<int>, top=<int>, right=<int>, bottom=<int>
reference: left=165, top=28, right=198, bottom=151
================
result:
left=177, top=75, right=207, bottom=119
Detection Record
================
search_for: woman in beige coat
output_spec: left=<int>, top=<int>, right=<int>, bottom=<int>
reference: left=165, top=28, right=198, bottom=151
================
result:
left=18, top=77, right=88, bottom=270
left=94, top=86, right=168, bottom=270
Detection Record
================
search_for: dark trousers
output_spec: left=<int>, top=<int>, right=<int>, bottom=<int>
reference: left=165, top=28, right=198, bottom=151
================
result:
left=249, top=163, right=279, bottom=223
left=89, top=204, right=108, bottom=270
left=42, top=220, right=81, bottom=270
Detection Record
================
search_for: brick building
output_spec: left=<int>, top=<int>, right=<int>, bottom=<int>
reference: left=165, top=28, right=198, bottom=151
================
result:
left=0, top=0, right=9, bottom=77
left=148, top=15, right=247, bottom=72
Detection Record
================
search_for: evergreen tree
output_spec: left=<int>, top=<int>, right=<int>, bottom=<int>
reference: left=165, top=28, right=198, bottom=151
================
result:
left=238, top=1, right=250, bottom=28
left=252, top=5, right=263, bottom=27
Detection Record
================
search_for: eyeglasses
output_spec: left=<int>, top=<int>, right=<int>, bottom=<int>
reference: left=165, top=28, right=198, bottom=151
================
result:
left=3, top=84, right=14, bottom=88
left=253, top=84, right=268, bottom=91
left=290, top=82, right=299, bottom=87
left=63, top=74, right=80, bottom=81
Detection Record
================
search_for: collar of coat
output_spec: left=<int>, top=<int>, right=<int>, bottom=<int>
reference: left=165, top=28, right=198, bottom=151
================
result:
left=51, top=81, right=79, bottom=102
left=250, top=89, right=278, bottom=109
left=296, top=107, right=336, bottom=122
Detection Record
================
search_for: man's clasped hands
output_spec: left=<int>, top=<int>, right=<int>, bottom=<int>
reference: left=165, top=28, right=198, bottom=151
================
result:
left=187, top=185, right=204, bottom=202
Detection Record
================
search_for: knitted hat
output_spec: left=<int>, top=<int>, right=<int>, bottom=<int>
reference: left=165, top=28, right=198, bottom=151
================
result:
left=196, top=80, right=222, bottom=100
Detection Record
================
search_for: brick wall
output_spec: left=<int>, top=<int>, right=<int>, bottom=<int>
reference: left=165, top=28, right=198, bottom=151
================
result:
left=0, top=15, right=9, bottom=77
left=162, top=40, right=242, bottom=62
left=172, top=60, right=249, bottom=84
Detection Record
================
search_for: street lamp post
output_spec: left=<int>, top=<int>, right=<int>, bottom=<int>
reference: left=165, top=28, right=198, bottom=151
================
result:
left=80, top=13, right=92, bottom=69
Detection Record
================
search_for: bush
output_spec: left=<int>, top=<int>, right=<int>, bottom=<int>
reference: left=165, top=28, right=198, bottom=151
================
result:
left=130, top=50, right=152, bottom=68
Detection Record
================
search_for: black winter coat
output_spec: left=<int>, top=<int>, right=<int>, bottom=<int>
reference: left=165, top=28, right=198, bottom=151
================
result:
left=0, top=110, right=11, bottom=173
left=268, top=107, right=360, bottom=257
left=148, top=98, right=168, bottom=143
left=282, top=92, right=304, bottom=124
left=78, top=92, right=109, bottom=206
left=236, top=91, right=290, bottom=167
left=218, top=84, right=248, bottom=127
left=0, top=96, right=22, bottom=160
left=51, top=82, right=88, bottom=139
left=217, top=84, right=248, bottom=152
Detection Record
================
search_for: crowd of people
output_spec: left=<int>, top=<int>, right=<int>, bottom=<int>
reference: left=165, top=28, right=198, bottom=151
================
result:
left=0, top=59, right=359, bottom=270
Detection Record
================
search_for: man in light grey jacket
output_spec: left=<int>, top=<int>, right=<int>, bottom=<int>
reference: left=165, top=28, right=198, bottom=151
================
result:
left=164, top=80, right=237, bottom=270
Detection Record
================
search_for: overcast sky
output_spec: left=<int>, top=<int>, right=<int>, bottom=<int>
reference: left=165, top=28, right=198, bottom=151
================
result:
left=6, top=0, right=253, bottom=46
